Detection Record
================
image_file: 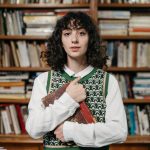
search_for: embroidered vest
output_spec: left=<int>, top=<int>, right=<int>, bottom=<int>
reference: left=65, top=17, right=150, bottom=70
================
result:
left=43, top=68, right=109, bottom=149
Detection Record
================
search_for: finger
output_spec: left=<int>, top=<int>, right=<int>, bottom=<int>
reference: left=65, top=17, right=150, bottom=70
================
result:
left=54, top=128, right=60, bottom=134
left=70, top=76, right=81, bottom=85
left=54, top=130, right=57, bottom=134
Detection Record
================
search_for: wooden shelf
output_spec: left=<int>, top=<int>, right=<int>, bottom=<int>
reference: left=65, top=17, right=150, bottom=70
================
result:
left=0, top=98, right=149, bottom=104
left=125, top=135, right=150, bottom=144
left=0, top=134, right=42, bottom=144
left=0, top=35, right=49, bottom=40
left=0, top=134, right=149, bottom=144
left=0, top=67, right=50, bottom=71
left=1, top=35, right=150, bottom=40
left=0, top=67, right=149, bottom=72
left=123, top=99, right=150, bottom=104
left=101, top=35, right=150, bottom=40
left=0, top=3, right=90, bottom=9
left=0, top=98, right=29, bottom=104
left=98, top=3, right=150, bottom=8
left=107, top=67, right=150, bottom=72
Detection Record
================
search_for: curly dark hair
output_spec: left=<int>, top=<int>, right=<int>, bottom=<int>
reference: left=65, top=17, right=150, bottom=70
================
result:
left=41, top=11, right=108, bottom=71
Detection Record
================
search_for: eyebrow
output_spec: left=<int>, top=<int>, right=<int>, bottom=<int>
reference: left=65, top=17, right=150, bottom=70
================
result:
left=63, top=27, right=86, bottom=31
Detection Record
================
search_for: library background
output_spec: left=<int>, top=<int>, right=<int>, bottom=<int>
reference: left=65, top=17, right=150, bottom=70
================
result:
left=0, top=0, right=150, bottom=150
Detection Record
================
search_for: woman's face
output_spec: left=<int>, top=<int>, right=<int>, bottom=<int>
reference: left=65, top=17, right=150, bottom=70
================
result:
left=61, top=27, right=89, bottom=60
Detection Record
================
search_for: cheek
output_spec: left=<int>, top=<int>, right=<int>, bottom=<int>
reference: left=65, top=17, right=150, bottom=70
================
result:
left=62, top=39, right=68, bottom=48
left=82, top=38, right=89, bottom=48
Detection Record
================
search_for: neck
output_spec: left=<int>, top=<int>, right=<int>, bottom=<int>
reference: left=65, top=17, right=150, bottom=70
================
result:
left=66, top=57, right=88, bottom=73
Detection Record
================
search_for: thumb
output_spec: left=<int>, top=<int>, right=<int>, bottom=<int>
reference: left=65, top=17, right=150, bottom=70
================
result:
left=70, top=76, right=81, bottom=85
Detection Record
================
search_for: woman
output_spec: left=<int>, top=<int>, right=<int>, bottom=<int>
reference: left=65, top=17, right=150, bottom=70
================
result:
left=26, top=11, right=127, bottom=150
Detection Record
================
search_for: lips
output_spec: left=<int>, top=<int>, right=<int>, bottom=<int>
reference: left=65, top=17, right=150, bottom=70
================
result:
left=70, top=47, right=80, bottom=51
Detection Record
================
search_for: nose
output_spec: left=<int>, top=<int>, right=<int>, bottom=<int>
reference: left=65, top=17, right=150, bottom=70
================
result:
left=71, top=33, right=79, bottom=44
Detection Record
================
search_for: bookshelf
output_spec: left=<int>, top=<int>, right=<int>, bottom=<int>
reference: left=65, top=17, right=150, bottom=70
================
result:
left=97, top=1, right=150, bottom=150
left=0, top=0, right=150, bottom=150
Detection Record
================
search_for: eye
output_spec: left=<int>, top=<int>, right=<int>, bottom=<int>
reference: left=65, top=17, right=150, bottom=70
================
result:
left=64, top=32, right=70, bottom=36
left=63, top=32, right=71, bottom=36
left=79, top=31, right=86, bottom=36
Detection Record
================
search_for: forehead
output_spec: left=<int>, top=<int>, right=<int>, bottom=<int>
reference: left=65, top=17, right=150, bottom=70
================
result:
left=64, top=19, right=86, bottom=30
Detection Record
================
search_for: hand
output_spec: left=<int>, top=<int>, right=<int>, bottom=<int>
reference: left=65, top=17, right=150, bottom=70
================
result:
left=66, top=77, right=86, bottom=103
left=54, top=124, right=65, bottom=142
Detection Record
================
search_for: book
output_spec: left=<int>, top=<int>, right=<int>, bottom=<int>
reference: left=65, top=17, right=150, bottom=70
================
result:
left=9, top=104, right=21, bottom=134
left=42, top=83, right=96, bottom=124
left=15, top=105, right=26, bottom=134
left=0, top=81, right=25, bottom=87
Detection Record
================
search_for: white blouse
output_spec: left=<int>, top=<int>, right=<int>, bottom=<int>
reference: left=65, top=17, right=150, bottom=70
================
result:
left=26, top=66, right=127, bottom=147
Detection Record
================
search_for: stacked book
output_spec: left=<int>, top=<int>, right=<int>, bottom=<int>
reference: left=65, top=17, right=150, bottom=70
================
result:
left=133, top=73, right=150, bottom=99
left=0, top=72, right=41, bottom=99
left=23, top=10, right=57, bottom=36
left=129, top=15, right=150, bottom=36
left=55, top=8, right=90, bottom=19
left=0, top=72, right=29, bottom=99
left=98, top=11, right=130, bottom=36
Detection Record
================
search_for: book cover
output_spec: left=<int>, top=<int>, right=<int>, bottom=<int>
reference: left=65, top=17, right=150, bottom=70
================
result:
left=42, top=83, right=95, bottom=124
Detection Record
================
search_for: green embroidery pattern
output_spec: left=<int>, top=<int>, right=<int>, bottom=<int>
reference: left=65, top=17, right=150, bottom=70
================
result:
left=43, top=69, right=106, bottom=146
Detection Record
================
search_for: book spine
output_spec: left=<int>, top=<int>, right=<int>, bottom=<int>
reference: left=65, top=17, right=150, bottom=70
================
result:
left=80, top=101, right=95, bottom=123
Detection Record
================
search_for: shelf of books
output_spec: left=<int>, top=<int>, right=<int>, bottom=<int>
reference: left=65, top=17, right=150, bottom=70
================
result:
left=97, top=0, right=150, bottom=147
left=0, top=0, right=150, bottom=149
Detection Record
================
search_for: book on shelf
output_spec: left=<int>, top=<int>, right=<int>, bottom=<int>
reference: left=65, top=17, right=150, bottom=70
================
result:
left=129, top=15, right=150, bottom=35
left=125, top=105, right=150, bottom=136
left=98, top=20, right=128, bottom=36
left=98, top=10, right=131, bottom=19
left=27, top=42, right=40, bottom=67
left=0, top=104, right=28, bottom=134
left=0, top=41, right=46, bottom=67
left=15, top=105, right=26, bottom=134
left=0, top=81, right=25, bottom=86
left=105, top=41, right=150, bottom=68
left=42, top=83, right=96, bottom=124
left=5, top=106, right=14, bottom=133
left=9, top=104, right=21, bottom=134
left=0, top=72, right=29, bottom=80
left=16, top=41, right=30, bottom=67
left=20, top=105, right=28, bottom=124
left=0, top=94, right=26, bottom=99
left=133, top=74, right=150, bottom=99
left=1, top=108, right=13, bottom=134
